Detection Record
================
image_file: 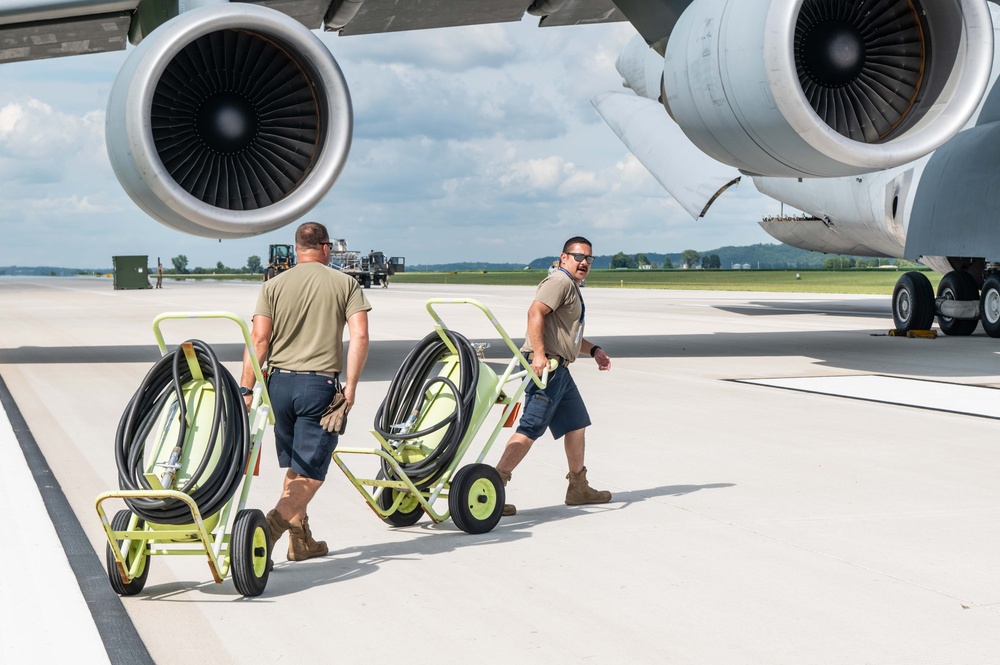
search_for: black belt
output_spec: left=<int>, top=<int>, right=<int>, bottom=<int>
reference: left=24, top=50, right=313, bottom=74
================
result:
left=524, top=352, right=570, bottom=368
left=270, top=367, right=339, bottom=379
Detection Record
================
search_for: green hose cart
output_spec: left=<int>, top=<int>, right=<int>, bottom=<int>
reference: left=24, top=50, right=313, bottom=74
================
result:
left=333, top=298, right=550, bottom=535
left=95, top=311, right=275, bottom=597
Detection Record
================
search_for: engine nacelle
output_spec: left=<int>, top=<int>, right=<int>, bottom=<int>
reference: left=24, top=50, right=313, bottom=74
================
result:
left=106, top=4, right=352, bottom=238
left=663, top=0, right=993, bottom=178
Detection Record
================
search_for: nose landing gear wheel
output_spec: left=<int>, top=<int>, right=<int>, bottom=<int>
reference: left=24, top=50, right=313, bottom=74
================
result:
left=106, top=510, right=149, bottom=596
left=448, top=464, right=504, bottom=534
left=892, top=271, right=935, bottom=333
left=231, top=509, right=270, bottom=597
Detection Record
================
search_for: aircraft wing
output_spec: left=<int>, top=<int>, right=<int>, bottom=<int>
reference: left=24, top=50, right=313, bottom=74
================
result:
left=0, top=0, right=135, bottom=63
left=0, top=0, right=628, bottom=64
left=592, top=90, right=740, bottom=219
left=337, top=0, right=625, bottom=35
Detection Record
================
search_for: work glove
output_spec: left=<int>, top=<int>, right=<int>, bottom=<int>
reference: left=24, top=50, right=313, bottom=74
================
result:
left=319, top=392, right=351, bottom=435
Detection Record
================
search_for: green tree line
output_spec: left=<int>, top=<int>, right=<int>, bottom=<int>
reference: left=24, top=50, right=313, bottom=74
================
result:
left=167, top=255, right=262, bottom=274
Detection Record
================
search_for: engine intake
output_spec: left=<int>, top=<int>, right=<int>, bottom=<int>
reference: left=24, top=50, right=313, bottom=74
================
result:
left=107, top=4, right=352, bottom=238
left=663, top=0, right=993, bottom=177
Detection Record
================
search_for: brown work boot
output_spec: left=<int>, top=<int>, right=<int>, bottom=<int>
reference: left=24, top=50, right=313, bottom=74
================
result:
left=498, top=469, right=516, bottom=516
left=265, top=509, right=291, bottom=570
left=287, top=515, right=328, bottom=561
left=565, top=467, right=612, bottom=506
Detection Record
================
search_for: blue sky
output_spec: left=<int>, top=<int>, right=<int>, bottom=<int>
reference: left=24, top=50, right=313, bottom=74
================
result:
left=0, top=16, right=781, bottom=269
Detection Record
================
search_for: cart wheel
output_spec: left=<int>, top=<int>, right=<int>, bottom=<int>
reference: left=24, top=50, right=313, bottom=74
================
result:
left=448, top=464, right=504, bottom=534
left=377, top=485, right=423, bottom=527
left=106, top=509, right=149, bottom=596
left=231, top=509, right=270, bottom=597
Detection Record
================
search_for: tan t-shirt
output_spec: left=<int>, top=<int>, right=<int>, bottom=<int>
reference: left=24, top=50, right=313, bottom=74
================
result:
left=521, top=269, right=585, bottom=363
left=254, top=262, right=371, bottom=373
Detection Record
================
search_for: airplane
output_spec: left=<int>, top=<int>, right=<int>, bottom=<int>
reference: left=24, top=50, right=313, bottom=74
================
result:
left=591, top=1, right=1000, bottom=338
left=0, top=0, right=997, bottom=336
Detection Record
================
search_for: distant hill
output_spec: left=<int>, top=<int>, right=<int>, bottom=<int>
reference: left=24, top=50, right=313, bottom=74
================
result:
left=410, top=243, right=885, bottom=272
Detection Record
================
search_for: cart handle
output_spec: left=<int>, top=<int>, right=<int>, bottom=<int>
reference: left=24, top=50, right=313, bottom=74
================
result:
left=151, top=311, right=273, bottom=424
left=424, top=298, right=548, bottom=390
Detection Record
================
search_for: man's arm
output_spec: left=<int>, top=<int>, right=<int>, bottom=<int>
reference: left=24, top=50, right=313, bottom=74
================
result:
left=526, top=300, right=552, bottom=376
left=241, top=315, right=272, bottom=406
left=343, top=310, right=370, bottom=408
left=581, top=339, right=611, bottom=371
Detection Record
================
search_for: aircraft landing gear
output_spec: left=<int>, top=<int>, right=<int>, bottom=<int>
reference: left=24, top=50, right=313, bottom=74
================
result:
left=979, top=274, right=1000, bottom=337
left=891, top=269, right=986, bottom=336
left=892, top=271, right=935, bottom=333
left=936, top=271, right=979, bottom=336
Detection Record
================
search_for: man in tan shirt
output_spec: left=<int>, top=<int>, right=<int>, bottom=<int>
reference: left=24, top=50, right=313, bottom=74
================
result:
left=495, top=236, right=612, bottom=516
left=240, top=222, right=371, bottom=563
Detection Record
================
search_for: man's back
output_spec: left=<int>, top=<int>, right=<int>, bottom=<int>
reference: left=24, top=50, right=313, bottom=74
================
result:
left=255, top=262, right=369, bottom=373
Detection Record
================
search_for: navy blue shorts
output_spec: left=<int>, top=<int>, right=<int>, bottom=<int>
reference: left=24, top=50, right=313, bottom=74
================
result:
left=516, top=365, right=591, bottom=441
left=268, top=371, right=340, bottom=481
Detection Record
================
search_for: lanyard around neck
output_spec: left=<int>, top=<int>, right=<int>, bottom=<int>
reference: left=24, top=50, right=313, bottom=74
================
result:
left=557, top=267, right=585, bottom=323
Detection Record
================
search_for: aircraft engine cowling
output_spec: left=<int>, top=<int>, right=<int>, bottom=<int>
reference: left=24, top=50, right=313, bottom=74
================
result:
left=663, top=0, right=993, bottom=178
left=106, top=4, right=352, bottom=238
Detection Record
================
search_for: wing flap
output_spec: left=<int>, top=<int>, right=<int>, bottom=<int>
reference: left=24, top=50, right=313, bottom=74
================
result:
left=537, top=0, right=626, bottom=27
left=0, top=10, right=130, bottom=63
left=336, top=0, right=526, bottom=36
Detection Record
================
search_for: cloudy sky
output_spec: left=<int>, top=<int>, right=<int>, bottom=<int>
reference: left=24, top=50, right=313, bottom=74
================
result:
left=0, top=15, right=782, bottom=270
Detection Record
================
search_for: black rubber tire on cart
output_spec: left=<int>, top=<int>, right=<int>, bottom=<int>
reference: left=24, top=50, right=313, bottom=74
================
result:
left=448, top=464, right=504, bottom=535
left=980, top=275, right=1000, bottom=338
left=231, top=509, right=270, bottom=597
left=376, top=483, right=424, bottom=527
left=937, top=270, right=979, bottom=336
left=106, top=509, right=150, bottom=596
left=892, top=271, right=935, bottom=333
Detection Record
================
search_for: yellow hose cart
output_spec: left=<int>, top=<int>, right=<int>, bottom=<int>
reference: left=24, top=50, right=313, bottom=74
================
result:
left=95, top=312, right=274, bottom=597
left=333, top=298, right=550, bottom=534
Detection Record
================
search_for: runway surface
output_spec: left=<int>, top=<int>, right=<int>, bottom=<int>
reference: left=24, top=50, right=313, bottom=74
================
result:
left=2, top=277, right=1000, bottom=664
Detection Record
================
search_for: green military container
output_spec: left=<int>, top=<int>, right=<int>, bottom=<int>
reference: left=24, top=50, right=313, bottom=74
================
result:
left=112, top=255, right=152, bottom=290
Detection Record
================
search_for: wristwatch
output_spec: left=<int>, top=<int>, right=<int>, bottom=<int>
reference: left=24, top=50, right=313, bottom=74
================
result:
left=240, top=386, right=252, bottom=396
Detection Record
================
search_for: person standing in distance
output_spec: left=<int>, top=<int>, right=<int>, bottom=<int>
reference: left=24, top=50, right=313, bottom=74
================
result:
left=155, top=262, right=163, bottom=289
left=496, top=236, right=612, bottom=515
left=240, top=221, right=371, bottom=563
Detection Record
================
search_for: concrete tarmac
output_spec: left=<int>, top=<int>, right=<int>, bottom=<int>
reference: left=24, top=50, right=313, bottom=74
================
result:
left=2, top=276, right=1000, bottom=664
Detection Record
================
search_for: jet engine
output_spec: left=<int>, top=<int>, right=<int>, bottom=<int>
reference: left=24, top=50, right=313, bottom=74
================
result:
left=106, top=4, right=352, bottom=238
left=663, top=0, right=993, bottom=178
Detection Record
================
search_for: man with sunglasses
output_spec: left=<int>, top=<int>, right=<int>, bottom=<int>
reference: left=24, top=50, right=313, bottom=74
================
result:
left=240, top=221, right=371, bottom=566
left=495, top=236, right=612, bottom=516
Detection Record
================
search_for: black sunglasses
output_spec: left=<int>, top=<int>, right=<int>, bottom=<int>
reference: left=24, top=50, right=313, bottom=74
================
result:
left=567, top=252, right=595, bottom=265
left=321, top=242, right=334, bottom=249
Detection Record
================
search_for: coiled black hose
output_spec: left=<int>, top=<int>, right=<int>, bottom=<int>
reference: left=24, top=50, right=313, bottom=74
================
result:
left=115, top=339, right=249, bottom=524
left=374, top=330, right=479, bottom=490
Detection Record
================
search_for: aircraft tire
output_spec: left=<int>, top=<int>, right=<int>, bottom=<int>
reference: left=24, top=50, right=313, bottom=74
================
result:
left=937, top=271, right=979, bottom=336
left=979, top=275, right=1000, bottom=338
left=892, top=271, right=935, bottom=333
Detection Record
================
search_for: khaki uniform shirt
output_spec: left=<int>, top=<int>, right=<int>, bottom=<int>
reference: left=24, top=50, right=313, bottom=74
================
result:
left=254, top=262, right=371, bottom=373
left=521, top=269, right=584, bottom=364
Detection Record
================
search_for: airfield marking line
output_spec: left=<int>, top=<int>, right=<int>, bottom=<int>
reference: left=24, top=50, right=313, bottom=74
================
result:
left=736, top=375, right=1000, bottom=419
left=0, top=374, right=152, bottom=665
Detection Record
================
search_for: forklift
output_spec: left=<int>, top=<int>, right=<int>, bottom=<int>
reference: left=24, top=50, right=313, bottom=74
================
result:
left=263, top=244, right=295, bottom=281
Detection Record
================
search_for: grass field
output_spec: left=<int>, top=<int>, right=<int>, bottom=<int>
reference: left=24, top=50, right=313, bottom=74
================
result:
left=391, top=268, right=939, bottom=295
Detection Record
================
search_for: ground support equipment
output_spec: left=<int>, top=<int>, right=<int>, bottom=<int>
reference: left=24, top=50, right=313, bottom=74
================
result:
left=95, top=312, right=274, bottom=597
left=333, top=298, right=550, bottom=535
